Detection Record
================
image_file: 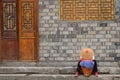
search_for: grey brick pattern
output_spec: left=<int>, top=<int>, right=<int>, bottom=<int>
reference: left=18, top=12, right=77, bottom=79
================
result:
left=38, top=0, right=120, bottom=69
left=115, top=0, right=120, bottom=22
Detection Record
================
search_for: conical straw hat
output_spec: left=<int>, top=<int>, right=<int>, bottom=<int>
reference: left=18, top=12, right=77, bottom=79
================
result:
left=80, top=48, right=94, bottom=60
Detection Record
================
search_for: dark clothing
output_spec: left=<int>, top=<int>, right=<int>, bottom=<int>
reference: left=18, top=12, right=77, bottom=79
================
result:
left=76, top=60, right=98, bottom=74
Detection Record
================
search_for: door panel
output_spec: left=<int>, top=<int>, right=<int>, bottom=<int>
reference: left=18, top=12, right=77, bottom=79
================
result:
left=2, top=39, right=18, bottom=60
left=19, top=39, right=35, bottom=60
left=19, top=0, right=38, bottom=61
left=2, top=0, right=18, bottom=60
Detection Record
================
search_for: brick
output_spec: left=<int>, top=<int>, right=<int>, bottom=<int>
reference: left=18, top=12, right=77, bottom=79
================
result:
left=99, top=31, right=107, bottom=34
left=53, top=9, right=58, bottom=12
left=114, top=78, right=120, bottom=80
left=105, top=57, right=114, bottom=60
left=49, top=20, right=55, bottom=23
left=104, top=27, right=111, bottom=30
left=98, top=62, right=119, bottom=67
left=44, top=1, right=49, bottom=5
left=49, top=5, right=55, bottom=8
left=109, top=23, right=117, bottom=27
left=89, top=23, right=98, bottom=26
left=91, top=46, right=97, bottom=49
left=43, top=9, right=49, bottom=12
left=114, top=57, right=120, bottom=61
left=65, top=34, right=73, bottom=38
left=95, top=27, right=103, bottom=30
left=71, top=39, right=77, bottom=42
left=66, top=50, right=73, bottom=53
left=99, top=76, right=113, bottom=80
left=53, top=16, right=58, bottom=20
left=98, top=67, right=110, bottom=74
left=39, top=13, right=46, bottom=16
left=117, top=54, right=120, bottom=57
left=48, top=13, right=55, bottom=16
left=106, top=42, right=112, bottom=46
left=115, top=50, right=120, bottom=53
left=96, top=35, right=105, bottom=38
left=24, top=77, right=38, bottom=80
left=100, top=54, right=107, bottom=57
left=77, top=35, right=86, bottom=38
left=88, top=31, right=96, bottom=34
left=86, top=35, right=94, bottom=38
left=43, top=54, right=49, bottom=57
left=44, top=24, right=49, bottom=27
left=39, top=28, right=45, bottom=31
left=80, top=23, right=88, bottom=27
left=43, top=16, right=50, bottom=20
left=68, top=28, right=74, bottom=31
left=100, top=23, right=108, bottom=27
left=116, top=26, right=120, bottom=30
left=40, top=58, right=46, bottom=61
left=55, top=57, right=65, bottom=61
left=111, top=39, right=119, bottom=42
left=52, top=54, right=60, bottom=57
left=86, top=42, right=92, bottom=45
left=110, top=67, right=120, bottom=74
left=106, top=34, right=112, bottom=38
left=110, top=31, right=117, bottom=34
left=100, top=39, right=109, bottom=42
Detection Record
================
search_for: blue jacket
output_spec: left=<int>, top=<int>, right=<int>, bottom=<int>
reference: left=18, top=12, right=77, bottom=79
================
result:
left=80, top=60, right=94, bottom=69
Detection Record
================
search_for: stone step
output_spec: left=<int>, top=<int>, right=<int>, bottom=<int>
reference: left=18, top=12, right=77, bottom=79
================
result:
left=0, top=67, right=119, bottom=74
left=0, top=61, right=119, bottom=67
left=0, top=74, right=119, bottom=80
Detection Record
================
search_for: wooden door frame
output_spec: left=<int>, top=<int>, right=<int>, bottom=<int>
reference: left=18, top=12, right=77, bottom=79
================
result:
left=34, top=0, right=39, bottom=62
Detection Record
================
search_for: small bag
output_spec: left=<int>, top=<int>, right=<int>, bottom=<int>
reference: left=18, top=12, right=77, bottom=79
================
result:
left=81, top=67, right=93, bottom=77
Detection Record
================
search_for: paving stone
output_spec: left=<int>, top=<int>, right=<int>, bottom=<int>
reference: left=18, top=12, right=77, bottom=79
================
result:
left=114, top=78, right=120, bottom=80
left=0, top=74, right=119, bottom=80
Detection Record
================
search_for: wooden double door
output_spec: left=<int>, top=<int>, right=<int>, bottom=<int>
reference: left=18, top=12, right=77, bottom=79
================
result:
left=0, top=0, right=38, bottom=61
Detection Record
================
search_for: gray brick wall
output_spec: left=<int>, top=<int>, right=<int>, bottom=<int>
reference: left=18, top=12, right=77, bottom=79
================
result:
left=38, top=0, right=120, bottom=68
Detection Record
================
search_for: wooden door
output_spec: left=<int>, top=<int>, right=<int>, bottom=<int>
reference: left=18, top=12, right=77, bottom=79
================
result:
left=18, top=0, right=38, bottom=61
left=1, top=0, right=18, bottom=60
left=0, top=0, right=2, bottom=61
left=0, top=0, right=38, bottom=61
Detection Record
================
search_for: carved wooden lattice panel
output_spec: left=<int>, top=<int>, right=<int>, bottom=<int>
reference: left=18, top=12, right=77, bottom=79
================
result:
left=3, top=2, right=17, bottom=31
left=60, top=0, right=114, bottom=20
left=75, top=0, right=86, bottom=20
left=22, top=2, right=34, bottom=30
left=2, top=1, right=18, bottom=38
left=60, top=0, right=75, bottom=20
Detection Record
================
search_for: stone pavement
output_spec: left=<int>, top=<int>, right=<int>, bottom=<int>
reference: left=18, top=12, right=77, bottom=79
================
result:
left=0, top=74, right=119, bottom=80
left=0, top=67, right=119, bottom=80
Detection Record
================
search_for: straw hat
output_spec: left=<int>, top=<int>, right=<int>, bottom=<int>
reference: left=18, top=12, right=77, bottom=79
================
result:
left=80, top=48, right=94, bottom=60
